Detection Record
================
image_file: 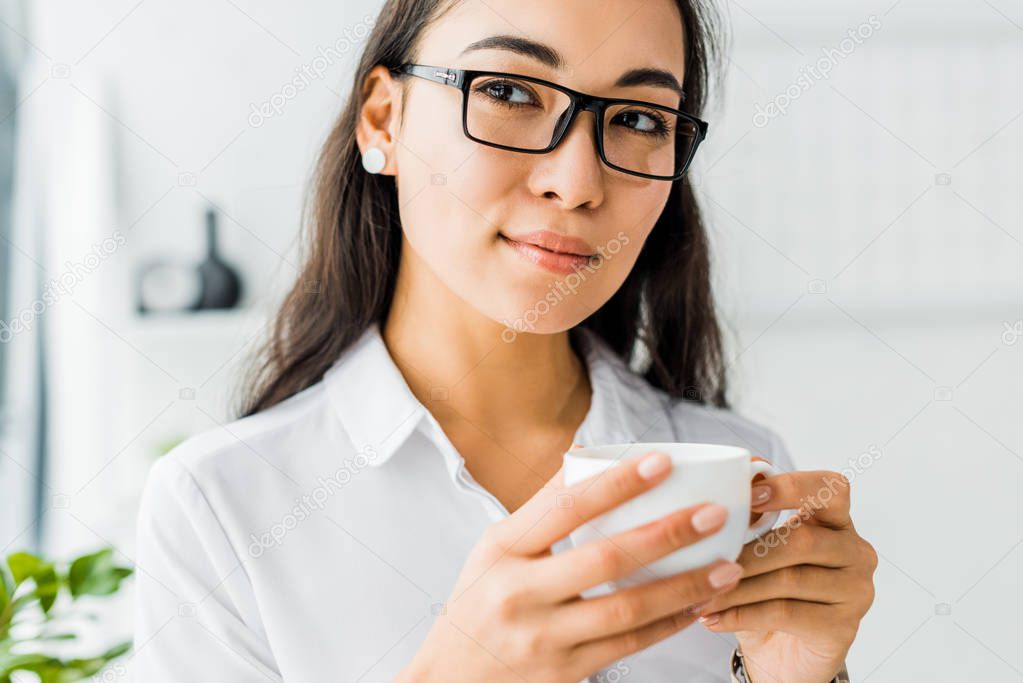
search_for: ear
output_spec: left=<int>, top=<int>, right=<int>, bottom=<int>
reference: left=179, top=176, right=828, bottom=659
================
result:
left=355, top=65, right=402, bottom=176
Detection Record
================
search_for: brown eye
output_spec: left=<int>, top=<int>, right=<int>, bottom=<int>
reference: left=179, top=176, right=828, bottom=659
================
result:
left=474, top=79, right=540, bottom=108
left=612, top=108, right=672, bottom=138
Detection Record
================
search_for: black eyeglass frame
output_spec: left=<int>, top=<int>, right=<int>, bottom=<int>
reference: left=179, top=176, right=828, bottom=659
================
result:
left=388, top=63, right=709, bottom=181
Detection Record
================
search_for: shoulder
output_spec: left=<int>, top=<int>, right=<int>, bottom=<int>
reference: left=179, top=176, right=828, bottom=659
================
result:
left=138, top=379, right=345, bottom=535
left=150, top=380, right=335, bottom=492
left=133, top=395, right=296, bottom=678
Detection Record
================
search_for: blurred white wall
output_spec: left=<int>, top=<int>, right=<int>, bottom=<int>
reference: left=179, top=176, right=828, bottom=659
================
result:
left=704, top=4, right=1023, bottom=681
left=5, top=0, right=1021, bottom=680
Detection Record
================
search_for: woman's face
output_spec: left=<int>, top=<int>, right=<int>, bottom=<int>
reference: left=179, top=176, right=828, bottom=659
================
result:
left=377, top=0, right=685, bottom=335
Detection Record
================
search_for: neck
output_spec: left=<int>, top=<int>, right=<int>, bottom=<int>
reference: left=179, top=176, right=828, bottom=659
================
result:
left=382, top=244, right=591, bottom=438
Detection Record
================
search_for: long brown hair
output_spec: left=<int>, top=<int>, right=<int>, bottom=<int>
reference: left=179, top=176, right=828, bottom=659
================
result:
left=237, top=0, right=730, bottom=418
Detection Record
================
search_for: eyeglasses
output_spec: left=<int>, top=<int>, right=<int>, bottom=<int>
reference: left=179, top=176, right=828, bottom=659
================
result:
left=389, top=63, right=708, bottom=181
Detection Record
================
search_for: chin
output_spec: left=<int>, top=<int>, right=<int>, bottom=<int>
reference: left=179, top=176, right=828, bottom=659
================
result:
left=483, top=295, right=590, bottom=339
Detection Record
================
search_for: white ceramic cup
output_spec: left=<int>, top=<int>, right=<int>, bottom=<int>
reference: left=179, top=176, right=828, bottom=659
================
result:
left=563, top=442, right=783, bottom=588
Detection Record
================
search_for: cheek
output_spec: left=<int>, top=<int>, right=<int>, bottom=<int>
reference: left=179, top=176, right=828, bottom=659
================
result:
left=398, top=190, right=485, bottom=283
left=395, top=146, right=534, bottom=314
left=395, top=170, right=512, bottom=320
left=396, top=158, right=512, bottom=272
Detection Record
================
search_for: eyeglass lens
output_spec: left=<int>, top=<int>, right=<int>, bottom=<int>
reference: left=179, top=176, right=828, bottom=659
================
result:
left=466, top=74, right=699, bottom=178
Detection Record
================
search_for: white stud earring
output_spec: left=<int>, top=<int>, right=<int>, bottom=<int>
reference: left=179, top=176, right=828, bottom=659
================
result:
left=361, top=146, right=386, bottom=174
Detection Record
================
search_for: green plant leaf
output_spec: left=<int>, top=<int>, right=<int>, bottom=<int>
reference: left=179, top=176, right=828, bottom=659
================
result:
left=2, top=645, right=130, bottom=681
left=5, top=552, right=59, bottom=615
left=2, top=548, right=133, bottom=679
left=34, top=633, right=78, bottom=641
left=67, top=549, right=133, bottom=599
left=59, top=641, right=131, bottom=680
left=0, top=565, right=12, bottom=633
left=6, top=553, right=43, bottom=586
left=33, top=564, right=59, bottom=614
left=0, top=566, right=11, bottom=604
left=99, top=641, right=131, bottom=660
left=12, top=659, right=85, bottom=683
left=0, top=651, right=59, bottom=677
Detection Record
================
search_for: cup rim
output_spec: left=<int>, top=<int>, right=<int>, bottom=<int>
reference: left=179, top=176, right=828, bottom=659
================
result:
left=564, top=441, right=751, bottom=463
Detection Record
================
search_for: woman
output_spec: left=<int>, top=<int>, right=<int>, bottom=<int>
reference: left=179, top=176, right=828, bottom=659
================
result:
left=135, top=0, right=876, bottom=681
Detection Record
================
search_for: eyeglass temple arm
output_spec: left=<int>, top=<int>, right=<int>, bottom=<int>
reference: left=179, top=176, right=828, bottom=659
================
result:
left=390, top=64, right=465, bottom=89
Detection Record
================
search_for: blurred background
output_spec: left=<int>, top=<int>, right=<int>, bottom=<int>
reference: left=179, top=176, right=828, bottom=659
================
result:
left=0, top=0, right=1020, bottom=680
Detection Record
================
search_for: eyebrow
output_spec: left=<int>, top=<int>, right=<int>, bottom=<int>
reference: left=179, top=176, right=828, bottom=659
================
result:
left=458, top=34, right=685, bottom=99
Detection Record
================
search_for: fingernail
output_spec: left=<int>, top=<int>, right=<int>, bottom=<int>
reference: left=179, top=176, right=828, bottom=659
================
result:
left=699, top=613, right=720, bottom=626
left=637, top=452, right=671, bottom=479
left=709, top=562, right=743, bottom=589
left=691, top=504, right=727, bottom=533
left=752, top=485, right=772, bottom=505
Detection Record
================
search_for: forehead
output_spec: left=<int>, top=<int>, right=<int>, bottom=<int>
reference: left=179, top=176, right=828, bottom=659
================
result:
left=421, top=0, right=686, bottom=89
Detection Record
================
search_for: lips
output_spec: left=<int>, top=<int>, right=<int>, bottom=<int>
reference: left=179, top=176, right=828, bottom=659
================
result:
left=499, top=230, right=596, bottom=257
left=499, top=230, right=598, bottom=275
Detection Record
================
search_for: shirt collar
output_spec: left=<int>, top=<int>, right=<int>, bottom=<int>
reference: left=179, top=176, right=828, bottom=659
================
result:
left=324, top=322, right=661, bottom=468
left=323, top=322, right=427, bottom=467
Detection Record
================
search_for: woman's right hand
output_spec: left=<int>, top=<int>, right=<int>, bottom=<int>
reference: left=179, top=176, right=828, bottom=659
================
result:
left=396, top=450, right=744, bottom=683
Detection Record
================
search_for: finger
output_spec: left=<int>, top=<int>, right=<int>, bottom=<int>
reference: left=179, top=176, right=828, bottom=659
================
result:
left=750, top=470, right=852, bottom=530
left=549, top=558, right=742, bottom=643
left=571, top=608, right=697, bottom=675
left=493, top=450, right=674, bottom=557
left=698, top=598, right=852, bottom=642
left=738, top=522, right=857, bottom=578
left=698, top=564, right=858, bottom=616
left=535, top=501, right=730, bottom=599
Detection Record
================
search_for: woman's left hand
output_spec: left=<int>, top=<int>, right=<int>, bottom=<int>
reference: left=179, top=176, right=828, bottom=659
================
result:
left=695, top=469, right=877, bottom=683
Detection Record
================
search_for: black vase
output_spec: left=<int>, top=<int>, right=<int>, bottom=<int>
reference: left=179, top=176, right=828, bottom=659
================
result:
left=194, top=207, right=242, bottom=310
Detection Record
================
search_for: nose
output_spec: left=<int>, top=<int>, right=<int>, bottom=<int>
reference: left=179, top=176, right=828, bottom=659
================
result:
left=529, top=107, right=606, bottom=208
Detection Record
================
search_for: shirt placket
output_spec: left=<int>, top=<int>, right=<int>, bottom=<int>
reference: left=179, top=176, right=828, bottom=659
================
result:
left=419, top=412, right=510, bottom=522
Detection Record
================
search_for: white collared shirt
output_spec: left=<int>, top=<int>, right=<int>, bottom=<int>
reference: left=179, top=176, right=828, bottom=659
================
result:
left=134, top=322, right=796, bottom=682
